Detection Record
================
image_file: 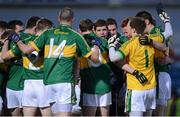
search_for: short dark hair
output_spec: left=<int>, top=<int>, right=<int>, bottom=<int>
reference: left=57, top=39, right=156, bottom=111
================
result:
left=0, top=29, right=14, bottom=40
left=94, top=19, right=107, bottom=30
left=136, top=11, right=156, bottom=26
left=79, top=19, right=94, bottom=32
left=36, top=18, right=53, bottom=31
left=59, top=7, right=74, bottom=21
left=8, top=20, right=23, bottom=30
left=0, top=20, right=9, bottom=30
left=106, top=18, right=117, bottom=27
left=129, top=17, right=146, bottom=34
left=26, top=16, right=40, bottom=29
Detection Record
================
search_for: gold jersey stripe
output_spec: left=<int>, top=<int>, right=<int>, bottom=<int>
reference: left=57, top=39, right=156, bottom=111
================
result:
left=44, top=44, right=77, bottom=58
left=23, top=57, right=43, bottom=69
left=29, top=41, right=40, bottom=52
left=79, top=51, right=109, bottom=69
left=8, top=50, right=16, bottom=57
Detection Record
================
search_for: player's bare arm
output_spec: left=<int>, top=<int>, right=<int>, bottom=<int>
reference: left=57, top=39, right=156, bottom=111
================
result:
left=139, top=35, right=167, bottom=52
left=89, top=45, right=100, bottom=63
left=16, top=40, right=35, bottom=54
left=1, top=40, right=14, bottom=60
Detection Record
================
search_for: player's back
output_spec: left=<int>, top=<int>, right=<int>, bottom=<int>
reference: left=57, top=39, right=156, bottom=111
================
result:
left=120, top=36, right=156, bottom=90
left=31, top=24, right=92, bottom=85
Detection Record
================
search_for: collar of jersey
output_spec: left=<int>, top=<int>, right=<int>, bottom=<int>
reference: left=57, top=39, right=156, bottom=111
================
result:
left=59, top=24, right=72, bottom=29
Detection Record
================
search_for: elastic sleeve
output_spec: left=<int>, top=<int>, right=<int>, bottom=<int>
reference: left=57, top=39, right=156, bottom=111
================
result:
left=162, top=22, right=173, bottom=40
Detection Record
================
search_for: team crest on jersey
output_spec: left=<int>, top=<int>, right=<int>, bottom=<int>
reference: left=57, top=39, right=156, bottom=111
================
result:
left=54, top=29, right=69, bottom=35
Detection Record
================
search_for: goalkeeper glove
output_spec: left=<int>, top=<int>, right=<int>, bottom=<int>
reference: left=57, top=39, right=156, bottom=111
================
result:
left=108, top=35, right=117, bottom=48
left=114, top=37, right=122, bottom=49
left=156, top=2, right=170, bottom=23
left=139, top=35, right=153, bottom=45
left=8, top=32, right=21, bottom=43
left=132, top=70, right=148, bottom=84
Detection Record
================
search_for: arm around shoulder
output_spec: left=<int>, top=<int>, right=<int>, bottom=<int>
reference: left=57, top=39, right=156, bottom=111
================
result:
left=17, top=40, right=35, bottom=54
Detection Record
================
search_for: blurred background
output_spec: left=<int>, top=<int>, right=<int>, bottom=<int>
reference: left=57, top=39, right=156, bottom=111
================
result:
left=0, top=0, right=180, bottom=115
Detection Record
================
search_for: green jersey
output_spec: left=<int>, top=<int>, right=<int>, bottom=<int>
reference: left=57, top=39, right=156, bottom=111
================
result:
left=30, top=24, right=92, bottom=85
left=117, top=33, right=129, bottom=45
left=7, top=40, right=24, bottom=90
left=79, top=33, right=111, bottom=94
left=150, top=26, right=170, bottom=72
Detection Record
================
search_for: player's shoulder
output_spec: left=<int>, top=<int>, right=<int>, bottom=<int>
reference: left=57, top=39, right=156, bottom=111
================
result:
left=121, top=36, right=135, bottom=48
left=151, top=26, right=164, bottom=34
left=148, top=33, right=163, bottom=38
left=67, top=27, right=83, bottom=39
left=148, top=33, right=164, bottom=43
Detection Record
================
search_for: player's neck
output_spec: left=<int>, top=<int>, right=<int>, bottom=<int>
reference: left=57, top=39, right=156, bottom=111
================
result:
left=36, top=30, right=44, bottom=36
left=60, top=21, right=72, bottom=27
left=81, top=30, right=93, bottom=35
left=147, top=24, right=155, bottom=33
left=24, top=28, right=35, bottom=35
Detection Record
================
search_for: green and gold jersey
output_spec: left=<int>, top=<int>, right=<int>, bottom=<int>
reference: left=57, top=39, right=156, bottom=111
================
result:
left=0, top=49, right=7, bottom=96
left=150, top=26, right=170, bottom=72
left=79, top=33, right=111, bottom=94
left=30, top=24, right=92, bottom=85
left=9, top=33, right=44, bottom=80
left=119, top=34, right=163, bottom=90
left=22, top=35, right=44, bottom=80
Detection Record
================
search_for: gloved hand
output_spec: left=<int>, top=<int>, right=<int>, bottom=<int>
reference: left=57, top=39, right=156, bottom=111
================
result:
left=8, top=32, right=21, bottom=43
left=156, top=3, right=170, bottom=23
left=139, top=35, right=153, bottom=45
left=108, top=35, right=117, bottom=48
left=114, top=37, right=122, bottom=49
left=91, top=37, right=102, bottom=47
left=132, top=70, right=148, bottom=84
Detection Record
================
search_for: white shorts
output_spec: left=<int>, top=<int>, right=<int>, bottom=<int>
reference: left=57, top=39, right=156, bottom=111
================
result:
left=125, top=88, right=156, bottom=112
left=45, top=83, right=75, bottom=113
left=22, top=80, right=49, bottom=108
left=157, top=72, right=171, bottom=100
left=51, top=103, right=73, bottom=113
left=82, top=92, right=112, bottom=107
left=6, top=88, right=22, bottom=109
left=45, top=83, right=75, bottom=104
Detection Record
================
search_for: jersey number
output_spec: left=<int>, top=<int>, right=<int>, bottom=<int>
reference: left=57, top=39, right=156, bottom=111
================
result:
left=48, top=38, right=66, bottom=59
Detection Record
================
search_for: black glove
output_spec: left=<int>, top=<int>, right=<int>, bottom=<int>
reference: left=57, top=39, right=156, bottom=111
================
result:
left=0, top=41, right=4, bottom=47
left=8, top=32, right=21, bottom=43
left=132, top=70, right=148, bottom=84
left=156, top=2, right=170, bottom=23
left=139, top=35, right=153, bottom=45
left=91, top=37, right=102, bottom=47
